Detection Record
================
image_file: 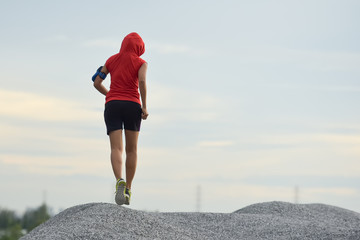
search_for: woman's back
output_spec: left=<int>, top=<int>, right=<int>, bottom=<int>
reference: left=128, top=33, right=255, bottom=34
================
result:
left=105, top=33, right=146, bottom=105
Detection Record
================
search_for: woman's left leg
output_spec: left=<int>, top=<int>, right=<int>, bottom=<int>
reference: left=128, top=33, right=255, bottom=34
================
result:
left=109, top=129, right=124, bottom=180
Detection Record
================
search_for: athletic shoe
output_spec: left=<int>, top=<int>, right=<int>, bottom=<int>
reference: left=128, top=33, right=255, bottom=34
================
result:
left=115, top=179, right=126, bottom=205
left=125, top=188, right=131, bottom=205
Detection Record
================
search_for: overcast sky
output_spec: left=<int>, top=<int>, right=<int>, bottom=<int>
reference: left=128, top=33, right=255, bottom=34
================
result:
left=1, top=0, right=360, bottom=214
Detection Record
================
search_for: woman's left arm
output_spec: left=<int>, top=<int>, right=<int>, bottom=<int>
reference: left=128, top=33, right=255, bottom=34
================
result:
left=93, top=65, right=109, bottom=96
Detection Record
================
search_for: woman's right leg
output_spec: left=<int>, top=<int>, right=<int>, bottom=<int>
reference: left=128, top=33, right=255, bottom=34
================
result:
left=124, top=130, right=140, bottom=190
left=109, top=129, right=123, bottom=180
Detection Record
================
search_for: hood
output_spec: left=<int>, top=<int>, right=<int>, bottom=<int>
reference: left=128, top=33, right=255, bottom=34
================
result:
left=119, top=32, right=145, bottom=56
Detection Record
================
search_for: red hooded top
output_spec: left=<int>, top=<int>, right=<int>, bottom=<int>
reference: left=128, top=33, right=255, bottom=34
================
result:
left=105, top=32, right=146, bottom=105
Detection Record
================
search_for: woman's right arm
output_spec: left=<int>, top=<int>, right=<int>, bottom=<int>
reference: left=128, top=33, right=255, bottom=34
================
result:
left=138, top=63, right=149, bottom=120
left=93, top=65, right=109, bottom=96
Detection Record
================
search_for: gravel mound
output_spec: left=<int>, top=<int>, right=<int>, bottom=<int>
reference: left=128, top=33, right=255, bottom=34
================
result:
left=21, top=201, right=360, bottom=239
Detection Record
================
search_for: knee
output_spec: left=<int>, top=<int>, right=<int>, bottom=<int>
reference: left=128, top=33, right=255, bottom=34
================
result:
left=111, top=146, right=123, bottom=154
left=125, top=145, right=137, bottom=155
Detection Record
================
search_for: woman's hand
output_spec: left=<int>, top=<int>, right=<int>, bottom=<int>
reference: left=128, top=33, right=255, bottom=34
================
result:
left=141, top=108, right=149, bottom=120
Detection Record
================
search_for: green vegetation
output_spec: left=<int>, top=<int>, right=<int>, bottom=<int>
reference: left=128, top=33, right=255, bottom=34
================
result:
left=0, top=204, right=51, bottom=240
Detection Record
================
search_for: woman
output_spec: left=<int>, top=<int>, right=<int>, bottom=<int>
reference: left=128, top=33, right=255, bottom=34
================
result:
left=92, top=32, right=148, bottom=205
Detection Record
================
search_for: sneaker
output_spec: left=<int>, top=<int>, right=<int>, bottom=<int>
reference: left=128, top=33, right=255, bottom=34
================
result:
left=124, top=188, right=131, bottom=205
left=115, top=179, right=126, bottom=205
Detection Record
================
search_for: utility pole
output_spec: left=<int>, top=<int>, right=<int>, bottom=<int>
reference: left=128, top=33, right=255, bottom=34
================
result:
left=42, top=190, right=48, bottom=222
left=196, top=185, right=201, bottom=212
left=294, top=185, right=299, bottom=204
left=43, top=190, right=47, bottom=205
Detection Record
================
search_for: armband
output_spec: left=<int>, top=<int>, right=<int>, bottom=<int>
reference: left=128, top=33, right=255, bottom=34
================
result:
left=98, top=71, right=107, bottom=80
left=92, top=66, right=107, bottom=82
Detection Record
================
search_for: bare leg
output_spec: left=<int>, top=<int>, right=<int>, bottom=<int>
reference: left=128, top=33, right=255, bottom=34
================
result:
left=109, top=130, right=124, bottom=180
left=124, top=130, right=139, bottom=189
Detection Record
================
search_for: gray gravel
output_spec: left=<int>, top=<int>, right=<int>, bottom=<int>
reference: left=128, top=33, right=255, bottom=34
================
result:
left=21, top=201, right=360, bottom=239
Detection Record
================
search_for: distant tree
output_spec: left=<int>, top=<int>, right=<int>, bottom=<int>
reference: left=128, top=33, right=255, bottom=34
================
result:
left=0, top=203, right=52, bottom=239
left=0, top=224, right=23, bottom=240
left=21, top=203, right=50, bottom=232
left=0, top=209, right=20, bottom=229
left=0, top=208, right=23, bottom=240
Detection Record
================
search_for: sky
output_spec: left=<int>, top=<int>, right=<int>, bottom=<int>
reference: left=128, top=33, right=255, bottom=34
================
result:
left=0, top=0, right=360, bottom=214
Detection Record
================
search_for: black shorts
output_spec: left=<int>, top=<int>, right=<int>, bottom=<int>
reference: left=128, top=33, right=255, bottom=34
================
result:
left=104, top=100, right=142, bottom=135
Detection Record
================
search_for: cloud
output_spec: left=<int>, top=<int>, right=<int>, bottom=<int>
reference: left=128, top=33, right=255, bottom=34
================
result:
left=0, top=88, right=109, bottom=176
left=44, top=34, right=71, bottom=43
left=236, top=45, right=360, bottom=72
left=148, top=82, right=224, bottom=124
left=0, top=150, right=108, bottom=176
left=304, top=187, right=358, bottom=196
left=0, top=89, right=97, bottom=122
left=243, top=133, right=360, bottom=177
left=150, top=43, right=191, bottom=54
left=0, top=110, right=108, bottom=175
left=148, top=42, right=210, bottom=56
left=0, top=132, right=110, bottom=176
left=198, top=141, right=234, bottom=147
left=82, top=39, right=120, bottom=49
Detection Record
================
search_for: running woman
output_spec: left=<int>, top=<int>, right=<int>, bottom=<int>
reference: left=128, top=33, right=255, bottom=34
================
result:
left=92, top=32, right=148, bottom=205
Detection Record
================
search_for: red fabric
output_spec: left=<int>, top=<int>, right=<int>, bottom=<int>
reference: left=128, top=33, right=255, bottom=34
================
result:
left=105, top=32, right=146, bottom=105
